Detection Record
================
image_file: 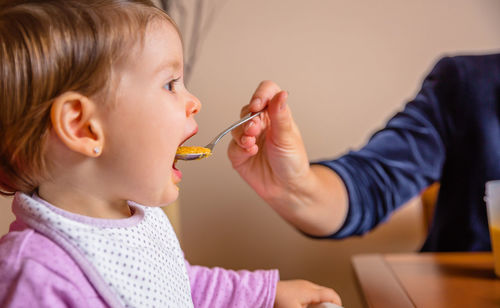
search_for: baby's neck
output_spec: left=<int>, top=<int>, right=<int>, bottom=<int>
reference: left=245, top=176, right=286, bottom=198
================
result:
left=37, top=186, right=132, bottom=219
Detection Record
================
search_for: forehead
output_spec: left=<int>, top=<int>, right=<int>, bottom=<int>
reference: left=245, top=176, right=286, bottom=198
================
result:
left=147, top=20, right=183, bottom=60
left=142, top=20, right=182, bottom=69
left=116, top=19, right=183, bottom=76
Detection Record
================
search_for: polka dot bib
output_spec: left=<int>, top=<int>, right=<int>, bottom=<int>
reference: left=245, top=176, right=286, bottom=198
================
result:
left=13, top=192, right=193, bottom=308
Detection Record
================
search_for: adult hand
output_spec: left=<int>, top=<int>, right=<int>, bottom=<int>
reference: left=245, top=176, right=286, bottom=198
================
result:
left=228, top=81, right=310, bottom=212
left=228, top=80, right=348, bottom=236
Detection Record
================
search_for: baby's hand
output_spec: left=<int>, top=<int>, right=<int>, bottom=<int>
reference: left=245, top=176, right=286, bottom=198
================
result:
left=274, top=280, right=342, bottom=308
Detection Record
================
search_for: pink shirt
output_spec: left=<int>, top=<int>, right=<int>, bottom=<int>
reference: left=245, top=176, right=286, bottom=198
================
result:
left=0, top=197, right=278, bottom=308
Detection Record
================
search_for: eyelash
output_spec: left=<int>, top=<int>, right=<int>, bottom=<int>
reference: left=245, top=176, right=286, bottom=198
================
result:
left=164, top=77, right=180, bottom=92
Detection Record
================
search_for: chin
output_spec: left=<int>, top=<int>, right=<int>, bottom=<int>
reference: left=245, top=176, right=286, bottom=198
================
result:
left=133, top=188, right=179, bottom=207
left=156, top=189, right=179, bottom=207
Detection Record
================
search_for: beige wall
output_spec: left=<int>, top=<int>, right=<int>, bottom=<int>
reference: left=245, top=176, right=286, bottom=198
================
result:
left=1, top=1, right=500, bottom=307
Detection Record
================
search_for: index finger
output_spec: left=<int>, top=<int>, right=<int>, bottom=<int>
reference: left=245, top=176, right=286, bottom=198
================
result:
left=247, top=80, right=282, bottom=113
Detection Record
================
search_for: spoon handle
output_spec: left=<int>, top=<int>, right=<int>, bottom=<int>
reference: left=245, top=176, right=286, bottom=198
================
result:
left=206, top=110, right=263, bottom=150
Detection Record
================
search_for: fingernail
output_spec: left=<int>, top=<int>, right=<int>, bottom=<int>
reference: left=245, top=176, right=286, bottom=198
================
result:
left=251, top=98, right=261, bottom=108
left=245, top=120, right=254, bottom=132
left=280, top=100, right=286, bottom=111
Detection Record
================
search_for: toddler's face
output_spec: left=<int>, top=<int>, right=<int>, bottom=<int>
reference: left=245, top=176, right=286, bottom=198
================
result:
left=98, top=20, right=200, bottom=206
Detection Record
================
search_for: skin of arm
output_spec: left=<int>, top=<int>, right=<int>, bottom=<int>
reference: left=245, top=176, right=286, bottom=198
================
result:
left=228, top=80, right=348, bottom=237
left=275, top=279, right=342, bottom=307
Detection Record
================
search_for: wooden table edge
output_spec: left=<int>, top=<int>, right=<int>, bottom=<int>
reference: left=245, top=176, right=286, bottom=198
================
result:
left=352, top=253, right=415, bottom=308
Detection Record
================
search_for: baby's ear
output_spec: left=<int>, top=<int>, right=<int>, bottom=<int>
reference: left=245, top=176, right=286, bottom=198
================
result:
left=50, top=92, right=104, bottom=157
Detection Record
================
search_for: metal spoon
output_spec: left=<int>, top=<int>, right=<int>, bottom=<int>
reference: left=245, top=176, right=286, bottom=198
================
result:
left=175, top=110, right=263, bottom=161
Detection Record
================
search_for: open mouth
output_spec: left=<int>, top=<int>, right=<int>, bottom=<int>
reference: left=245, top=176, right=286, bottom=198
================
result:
left=172, top=126, right=198, bottom=176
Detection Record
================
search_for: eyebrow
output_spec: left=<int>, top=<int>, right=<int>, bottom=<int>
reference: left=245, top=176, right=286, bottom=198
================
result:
left=155, top=60, right=181, bottom=76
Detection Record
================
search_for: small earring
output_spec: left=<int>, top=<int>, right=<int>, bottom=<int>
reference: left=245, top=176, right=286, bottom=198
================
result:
left=93, top=147, right=100, bottom=155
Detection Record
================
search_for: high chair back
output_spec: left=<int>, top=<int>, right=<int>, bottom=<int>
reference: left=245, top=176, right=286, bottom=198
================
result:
left=421, top=182, right=440, bottom=231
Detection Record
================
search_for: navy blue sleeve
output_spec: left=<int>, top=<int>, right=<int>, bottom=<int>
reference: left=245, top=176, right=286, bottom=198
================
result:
left=314, top=57, right=461, bottom=238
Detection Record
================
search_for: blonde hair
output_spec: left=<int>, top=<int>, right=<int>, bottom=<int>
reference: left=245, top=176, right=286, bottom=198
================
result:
left=0, top=0, right=176, bottom=195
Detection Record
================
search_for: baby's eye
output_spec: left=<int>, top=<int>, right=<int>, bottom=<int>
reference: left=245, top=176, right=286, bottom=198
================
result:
left=163, top=81, right=174, bottom=92
left=163, top=77, right=180, bottom=92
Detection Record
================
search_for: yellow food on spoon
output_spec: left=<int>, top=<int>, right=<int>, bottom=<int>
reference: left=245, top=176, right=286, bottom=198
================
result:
left=176, top=146, right=212, bottom=157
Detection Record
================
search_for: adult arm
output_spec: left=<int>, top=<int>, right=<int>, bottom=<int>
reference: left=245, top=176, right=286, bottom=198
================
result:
left=229, top=57, right=457, bottom=237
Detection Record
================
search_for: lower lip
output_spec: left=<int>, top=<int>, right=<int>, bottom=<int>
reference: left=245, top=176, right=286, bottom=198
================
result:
left=172, top=164, right=182, bottom=182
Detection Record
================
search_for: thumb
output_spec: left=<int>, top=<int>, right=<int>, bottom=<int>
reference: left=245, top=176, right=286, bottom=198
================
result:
left=267, top=90, right=293, bottom=144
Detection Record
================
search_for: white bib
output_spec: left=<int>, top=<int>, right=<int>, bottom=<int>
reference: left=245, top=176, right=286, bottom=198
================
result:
left=13, top=193, right=193, bottom=308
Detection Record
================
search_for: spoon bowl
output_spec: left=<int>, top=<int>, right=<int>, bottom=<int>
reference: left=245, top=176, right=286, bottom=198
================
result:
left=175, top=110, right=263, bottom=161
left=175, top=146, right=212, bottom=160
